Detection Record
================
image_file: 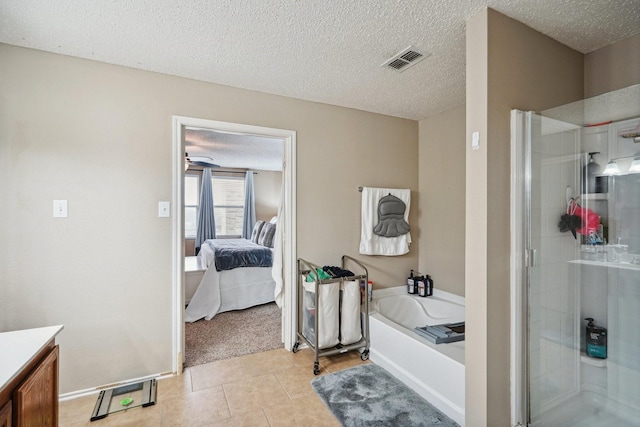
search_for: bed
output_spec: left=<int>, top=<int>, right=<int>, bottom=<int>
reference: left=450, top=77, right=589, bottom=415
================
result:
left=185, top=221, right=277, bottom=322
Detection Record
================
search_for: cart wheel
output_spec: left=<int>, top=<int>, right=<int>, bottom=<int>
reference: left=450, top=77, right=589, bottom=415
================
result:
left=313, top=362, right=320, bottom=375
left=361, top=350, right=369, bottom=361
left=292, top=342, right=299, bottom=353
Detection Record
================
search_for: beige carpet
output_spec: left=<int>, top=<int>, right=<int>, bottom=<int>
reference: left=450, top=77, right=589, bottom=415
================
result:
left=184, top=302, right=282, bottom=367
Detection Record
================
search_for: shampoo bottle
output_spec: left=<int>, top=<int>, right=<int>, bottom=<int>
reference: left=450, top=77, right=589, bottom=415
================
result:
left=585, top=317, right=607, bottom=359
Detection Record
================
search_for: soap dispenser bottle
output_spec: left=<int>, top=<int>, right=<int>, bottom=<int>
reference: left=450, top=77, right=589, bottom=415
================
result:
left=585, top=317, right=607, bottom=359
left=583, top=152, right=601, bottom=194
left=407, top=270, right=416, bottom=294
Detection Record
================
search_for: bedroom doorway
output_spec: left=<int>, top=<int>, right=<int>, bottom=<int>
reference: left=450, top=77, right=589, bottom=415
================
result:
left=171, top=116, right=297, bottom=373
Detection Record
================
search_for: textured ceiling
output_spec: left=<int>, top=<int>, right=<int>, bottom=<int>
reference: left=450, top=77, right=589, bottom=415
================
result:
left=2, top=0, right=639, bottom=122
left=2, top=1, right=639, bottom=171
left=185, top=128, right=284, bottom=171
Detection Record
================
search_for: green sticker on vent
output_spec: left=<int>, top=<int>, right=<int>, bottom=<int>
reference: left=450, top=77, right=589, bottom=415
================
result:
left=120, top=397, right=133, bottom=406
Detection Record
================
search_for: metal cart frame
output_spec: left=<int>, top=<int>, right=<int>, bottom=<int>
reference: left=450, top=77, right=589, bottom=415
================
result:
left=293, top=255, right=370, bottom=374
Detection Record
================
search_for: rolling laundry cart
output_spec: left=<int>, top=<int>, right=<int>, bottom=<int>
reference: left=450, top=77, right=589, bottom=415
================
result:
left=293, top=255, right=370, bottom=375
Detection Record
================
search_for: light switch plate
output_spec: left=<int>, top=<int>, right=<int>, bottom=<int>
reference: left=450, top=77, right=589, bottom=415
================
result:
left=53, top=200, right=68, bottom=218
left=472, top=131, right=480, bottom=150
left=158, top=201, right=170, bottom=218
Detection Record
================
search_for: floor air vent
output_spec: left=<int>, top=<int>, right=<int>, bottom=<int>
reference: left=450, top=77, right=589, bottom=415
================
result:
left=381, top=46, right=428, bottom=72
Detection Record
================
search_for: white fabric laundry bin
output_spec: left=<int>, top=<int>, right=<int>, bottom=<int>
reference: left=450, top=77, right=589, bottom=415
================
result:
left=302, top=280, right=340, bottom=349
left=340, top=280, right=362, bottom=345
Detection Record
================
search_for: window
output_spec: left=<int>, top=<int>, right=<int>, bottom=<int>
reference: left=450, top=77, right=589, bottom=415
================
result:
left=184, top=173, right=246, bottom=239
left=184, top=174, right=199, bottom=238
left=213, top=176, right=245, bottom=238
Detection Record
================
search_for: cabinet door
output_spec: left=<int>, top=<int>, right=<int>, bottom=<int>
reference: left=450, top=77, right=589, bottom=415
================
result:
left=0, top=401, right=11, bottom=427
left=13, top=346, right=58, bottom=427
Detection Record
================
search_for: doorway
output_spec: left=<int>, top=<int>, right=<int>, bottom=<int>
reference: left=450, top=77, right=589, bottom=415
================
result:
left=171, top=116, right=297, bottom=373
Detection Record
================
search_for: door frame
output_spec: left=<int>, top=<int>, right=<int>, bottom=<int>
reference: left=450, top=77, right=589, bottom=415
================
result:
left=171, top=116, right=297, bottom=373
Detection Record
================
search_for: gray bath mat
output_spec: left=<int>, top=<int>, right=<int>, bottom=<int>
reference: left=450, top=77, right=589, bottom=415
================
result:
left=311, top=364, right=459, bottom=427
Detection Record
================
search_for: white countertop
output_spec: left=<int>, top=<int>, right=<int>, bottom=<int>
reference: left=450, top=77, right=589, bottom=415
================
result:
left=0, top=325, right=64, bottom=390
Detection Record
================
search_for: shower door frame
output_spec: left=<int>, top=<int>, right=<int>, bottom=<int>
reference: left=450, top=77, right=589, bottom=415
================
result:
left=511, top=110, right=584, bottom=426
left=510, top=109, right=530, bottom=426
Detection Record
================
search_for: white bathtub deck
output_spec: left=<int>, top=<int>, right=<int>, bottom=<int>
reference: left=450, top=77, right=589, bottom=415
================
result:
left=369, top=286, right=465, bottom=426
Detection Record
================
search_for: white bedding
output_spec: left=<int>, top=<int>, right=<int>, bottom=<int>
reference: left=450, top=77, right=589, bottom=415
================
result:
left=185, top=239, right=276, bottom=322
left=197, top=240, right=217, bottom=269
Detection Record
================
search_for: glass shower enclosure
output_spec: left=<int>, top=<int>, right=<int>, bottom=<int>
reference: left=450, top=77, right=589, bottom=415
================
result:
left=511, top=85, right=640, bottom=427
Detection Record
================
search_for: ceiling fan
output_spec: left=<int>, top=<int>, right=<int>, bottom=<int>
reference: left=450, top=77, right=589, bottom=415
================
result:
left=185, top=153, right=220, bottom=169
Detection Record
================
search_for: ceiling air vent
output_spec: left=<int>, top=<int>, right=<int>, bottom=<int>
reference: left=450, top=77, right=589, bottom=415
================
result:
left=381, top=46, right=429, bottom=72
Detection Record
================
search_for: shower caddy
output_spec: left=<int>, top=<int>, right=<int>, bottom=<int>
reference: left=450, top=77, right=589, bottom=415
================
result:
left=293, top=255, right=370, bottom=374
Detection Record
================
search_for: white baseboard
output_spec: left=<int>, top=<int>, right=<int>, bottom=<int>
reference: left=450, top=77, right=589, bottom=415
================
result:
left=59, top=371, right=174, bottom=401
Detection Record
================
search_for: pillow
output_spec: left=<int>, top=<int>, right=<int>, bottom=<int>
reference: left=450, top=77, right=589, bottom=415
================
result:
left=250, top=220, right=265, bottom=243
left=258, top=222, right=276, bottom=248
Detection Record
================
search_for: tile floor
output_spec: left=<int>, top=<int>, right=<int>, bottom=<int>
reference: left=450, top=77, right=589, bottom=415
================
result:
left=59, top=347, right=369, bottom=426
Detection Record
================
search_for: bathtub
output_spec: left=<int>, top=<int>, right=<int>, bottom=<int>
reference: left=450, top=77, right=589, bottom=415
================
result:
left=369, top=286, right=465, bottom=426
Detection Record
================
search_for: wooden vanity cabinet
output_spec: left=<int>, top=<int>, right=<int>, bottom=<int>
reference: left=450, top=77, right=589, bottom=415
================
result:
left=14, top=345, right=59, bottom=427
left=0, top=400, right=11, bottom=427
left=0, top=341, right=59, bottom=427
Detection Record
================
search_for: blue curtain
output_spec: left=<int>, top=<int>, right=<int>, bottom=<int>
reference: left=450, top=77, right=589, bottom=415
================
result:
left=242, top=170, right=256, bottom=239
left=195, top=168, right=216, bottom=254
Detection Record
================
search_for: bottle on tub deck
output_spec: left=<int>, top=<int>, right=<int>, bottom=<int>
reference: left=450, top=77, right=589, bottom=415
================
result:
left=417, top=274, right=433, bottom=297
left=417, top=276, right=426, bottom=297
left=407, top=270, right=417, bottom=294
left=426, top=275, right=434, bottom=296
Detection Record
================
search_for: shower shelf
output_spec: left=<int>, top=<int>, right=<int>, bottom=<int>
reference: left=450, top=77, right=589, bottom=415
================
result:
left=581, top=353, right=607, bottom=368
left=580, top=193, right=608, bottom=201
left=568, top=260, right=640, bottom=271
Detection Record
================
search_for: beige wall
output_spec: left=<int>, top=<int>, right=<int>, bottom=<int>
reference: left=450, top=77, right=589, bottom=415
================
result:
left=0, top=43, right=418, bottom=393
left=295, top=111, right=419, bottom=286
left=254, top=170, right=281, bottom=222
left=418, top=105, right=466, bottom=297
left=465, top=9, right=584, bottom=426
left=585, top=34, right=640, bottom=98
left=465, top=12, right=490, bottom=425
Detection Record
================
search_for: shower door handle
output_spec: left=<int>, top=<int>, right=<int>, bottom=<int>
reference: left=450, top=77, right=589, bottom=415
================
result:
left=526, top=249, right=537, bottom=267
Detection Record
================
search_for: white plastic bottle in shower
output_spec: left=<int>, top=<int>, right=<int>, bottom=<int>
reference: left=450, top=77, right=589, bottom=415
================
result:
left=583, top=152, right=601, bottom=194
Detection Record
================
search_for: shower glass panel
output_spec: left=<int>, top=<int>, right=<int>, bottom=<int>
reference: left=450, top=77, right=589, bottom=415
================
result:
left=516, top=84, right=640, bottom=427
left=524, top=112, right=582, bottom=426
